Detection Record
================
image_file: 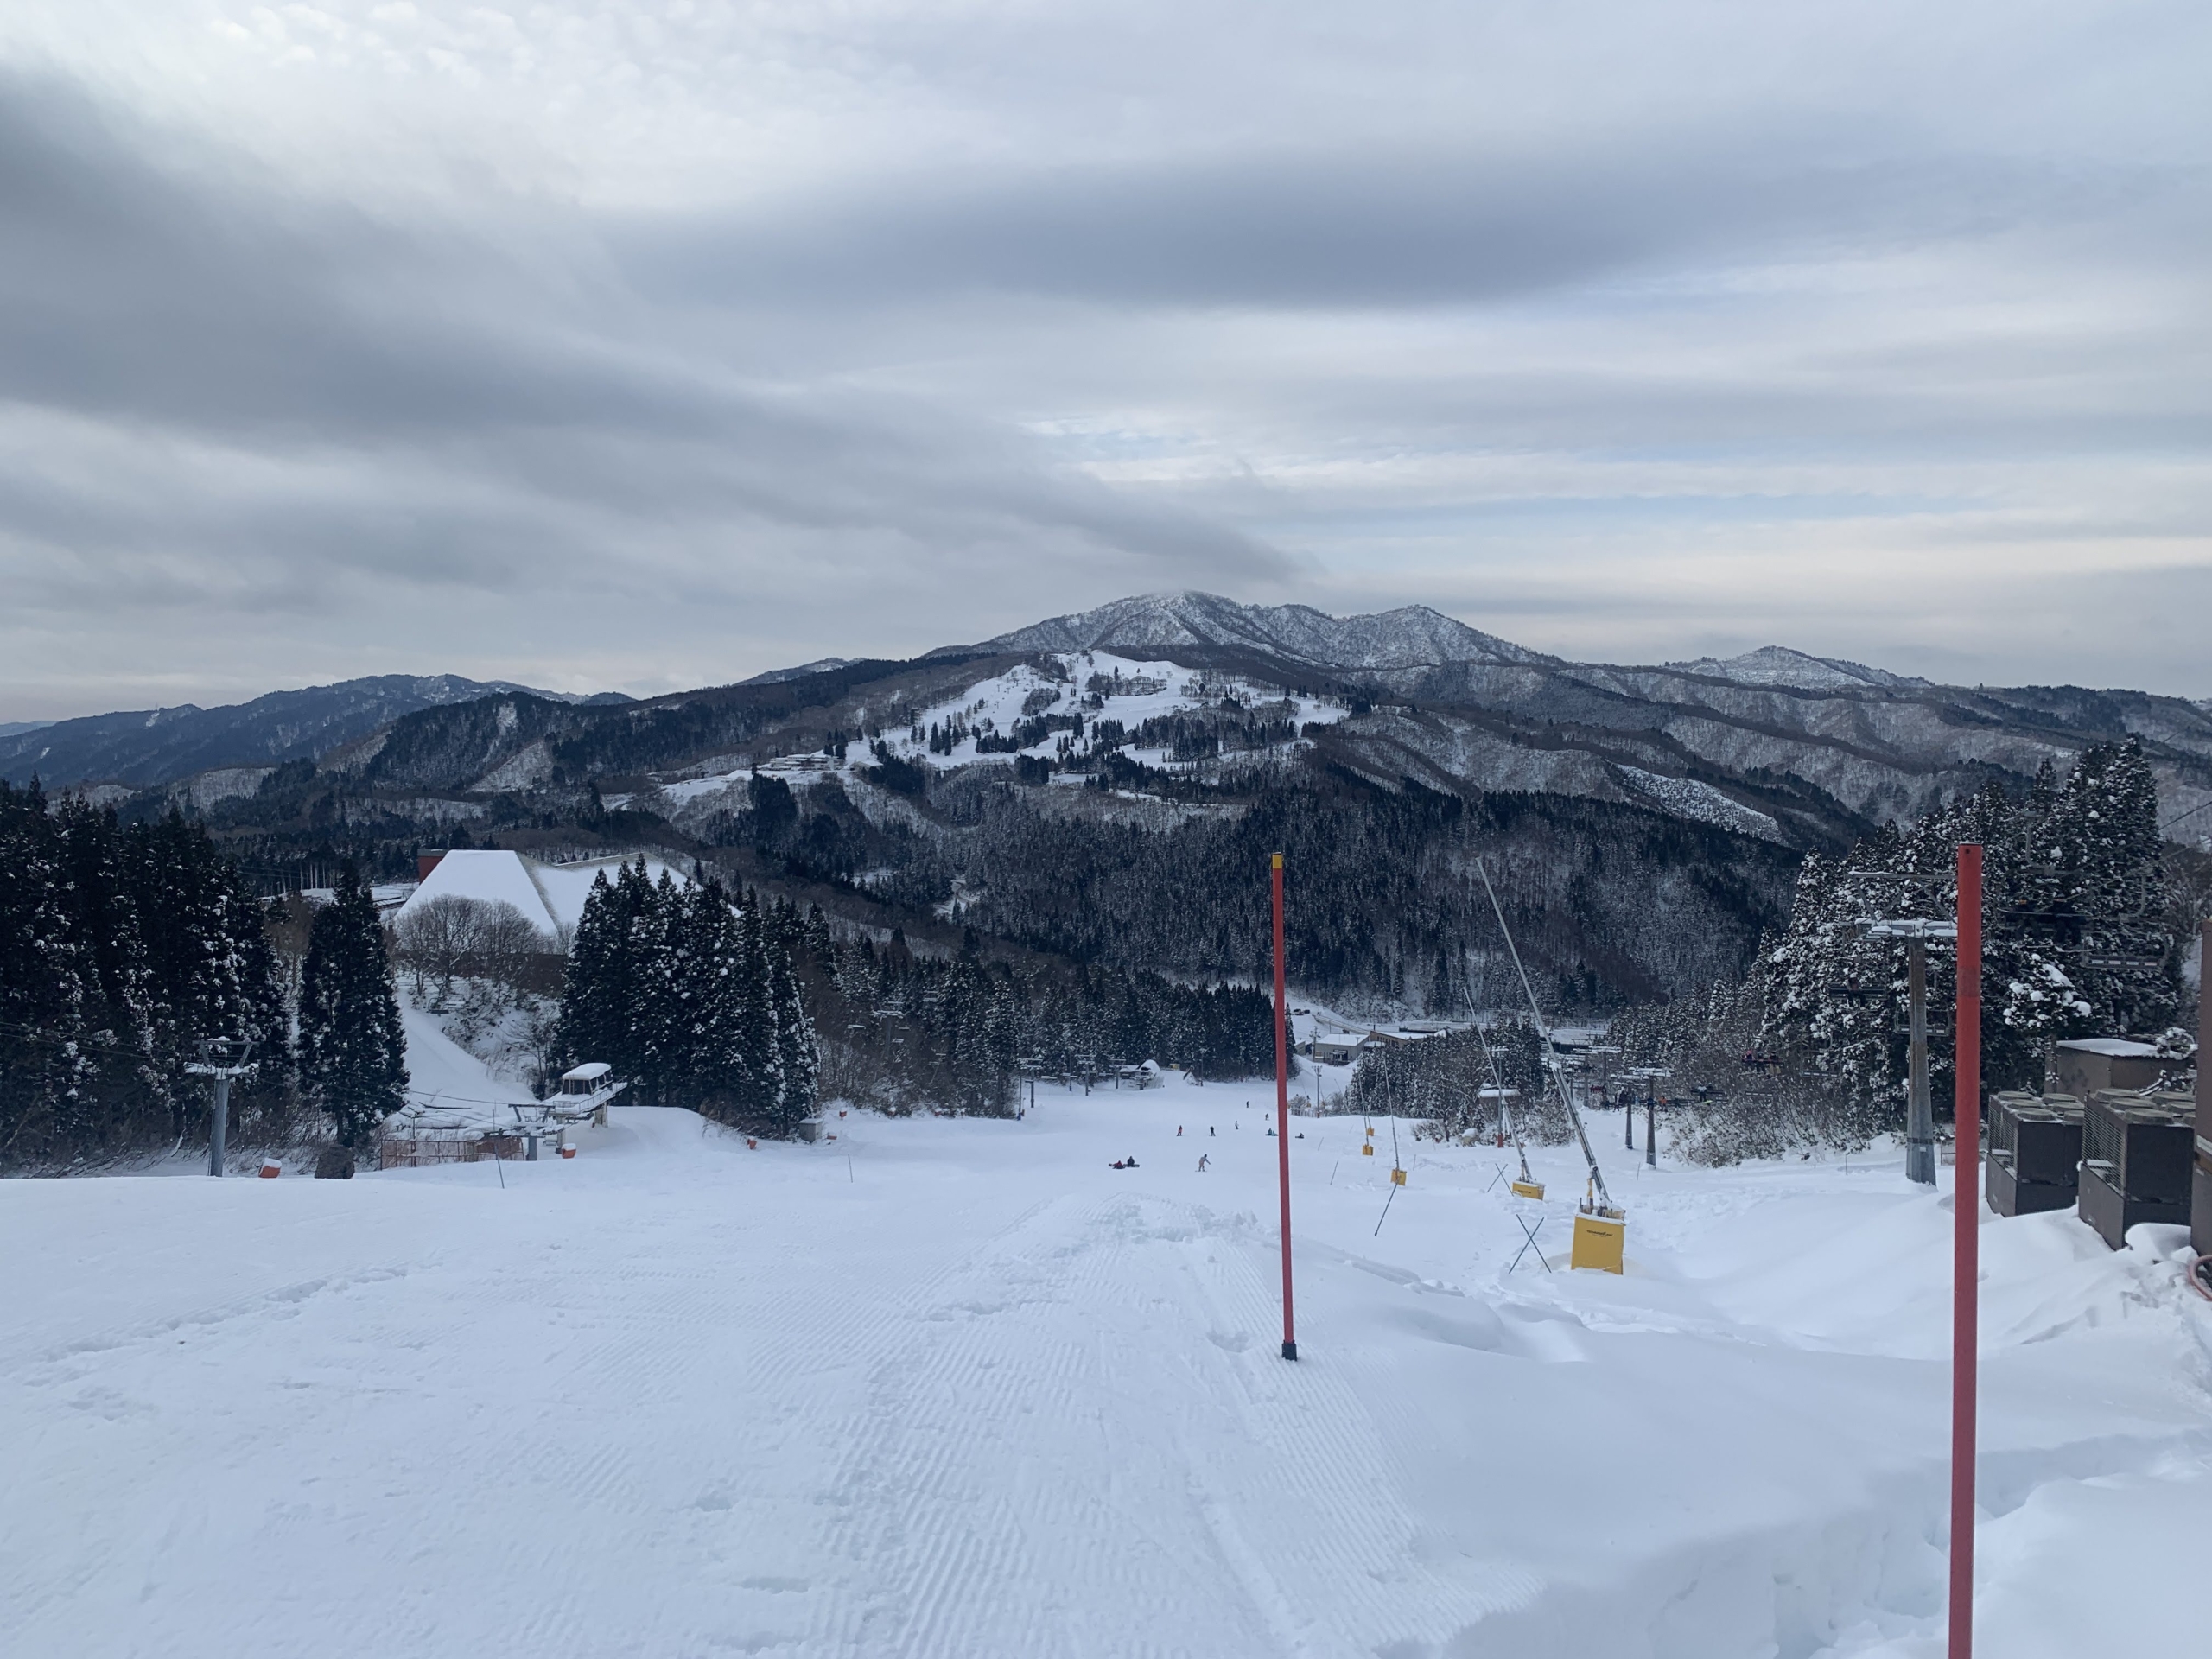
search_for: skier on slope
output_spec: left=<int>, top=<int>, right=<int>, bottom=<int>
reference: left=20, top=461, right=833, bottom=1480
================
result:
left=1198, top=1154, right=1210, bottom=1172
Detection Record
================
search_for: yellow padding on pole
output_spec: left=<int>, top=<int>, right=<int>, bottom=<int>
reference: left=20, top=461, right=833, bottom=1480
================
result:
left=1570, top=1213, right=1625, bottom=1274
left=1509, top=1179, right=1545, bottom=1200
left=1361, top=1142, right=1374, bottom=1155
left=1390, top=1166, right=1406, bottom=1186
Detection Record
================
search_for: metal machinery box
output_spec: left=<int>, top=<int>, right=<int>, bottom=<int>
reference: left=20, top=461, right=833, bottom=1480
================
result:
left=2077, top=1090, right=2194, bottom=1249
left=1986, top=1092, right=2082, bottom=1217
left=1988, top=1158, right=2078, bottom=1217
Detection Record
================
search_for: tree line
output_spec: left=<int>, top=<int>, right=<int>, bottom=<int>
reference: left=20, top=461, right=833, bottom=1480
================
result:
left=0, top=783, right=408, bottom=1164
left=1608, top=739, right=2200, bottom=1161
left=800, top=921, right=1284, bottom=1116
left=554, top=860, right=821, bottom=1134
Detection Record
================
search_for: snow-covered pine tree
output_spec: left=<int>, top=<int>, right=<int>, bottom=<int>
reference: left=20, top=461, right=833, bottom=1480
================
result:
left=2040, top=737, right=2177, bottom=1035
left=679, top=878, right=753, bottom=1121
left=628, top=871, right=686, bottom=1103
left=767, top=928, right=819, bottom=1132
left=299, top=861, right=409, bottom=1147
left=48, top=798, right=162, bottom=1139
left=0, top=781, right=101, bottom=1158
left=733, top=899, right=781, bottom=1125
left=555, top=868, right=622, bottom=1072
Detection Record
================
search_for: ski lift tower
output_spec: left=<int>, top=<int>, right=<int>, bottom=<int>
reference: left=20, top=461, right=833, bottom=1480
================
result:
left=1861, top=917, right=1957, bottom=1186
left=184, top=1038, right=256, bottom=1178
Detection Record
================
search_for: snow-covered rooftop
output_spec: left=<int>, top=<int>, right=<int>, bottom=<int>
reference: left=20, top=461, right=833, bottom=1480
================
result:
left=2053, top=1037, right=2160, bottom=1058
left=394, top=850, right=692, bottom=943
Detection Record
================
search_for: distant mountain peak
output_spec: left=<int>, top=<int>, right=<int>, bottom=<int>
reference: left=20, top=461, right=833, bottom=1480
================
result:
left=1667, top=645, right=1923, bottom=692
left=741, top=658, right=857, bottom=686
left=963, top=591, right=1549, bottom=672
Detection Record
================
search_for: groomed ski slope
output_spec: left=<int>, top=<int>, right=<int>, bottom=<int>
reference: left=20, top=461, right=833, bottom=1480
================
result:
left=3, top=1082, right=2207, bottom=1657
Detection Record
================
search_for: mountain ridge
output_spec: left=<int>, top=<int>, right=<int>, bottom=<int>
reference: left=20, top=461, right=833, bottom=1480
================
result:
left=957, top=590, right=1552, bottom=671
left=0, top=674, right=631, bottom=791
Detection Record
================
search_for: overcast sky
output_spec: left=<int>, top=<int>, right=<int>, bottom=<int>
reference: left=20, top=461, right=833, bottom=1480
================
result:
left=3, top=2, right=2208, bottom=720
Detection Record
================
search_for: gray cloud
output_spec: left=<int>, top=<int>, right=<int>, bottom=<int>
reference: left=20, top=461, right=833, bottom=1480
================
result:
left=1, top=0, right=2209, bottom=717
left=620, top=145, right=2164, bottom=313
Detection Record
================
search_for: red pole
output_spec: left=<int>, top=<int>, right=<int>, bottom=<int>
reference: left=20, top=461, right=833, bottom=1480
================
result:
left=1273, top=853, right=1297, bottom=1361
left=1949, top=843, right=1982, bottom=1657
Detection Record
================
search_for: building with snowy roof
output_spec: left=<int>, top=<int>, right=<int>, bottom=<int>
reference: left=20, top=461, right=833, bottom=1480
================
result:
left=2052, top=1037, right=2164, bottom=1099
left=397, top=849, right=691, bottom=950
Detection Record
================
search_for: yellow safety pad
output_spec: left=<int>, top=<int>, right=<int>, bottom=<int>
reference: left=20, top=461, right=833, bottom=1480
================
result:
left=1570, top=1214, right=1625, bottom=1274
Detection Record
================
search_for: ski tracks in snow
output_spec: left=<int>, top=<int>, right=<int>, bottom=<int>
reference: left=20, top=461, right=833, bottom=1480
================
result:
left=807, top=1189, right=1529, bottom=1656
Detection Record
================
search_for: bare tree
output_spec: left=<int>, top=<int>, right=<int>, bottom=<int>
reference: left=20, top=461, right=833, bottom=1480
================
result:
left=474, top=901, right=549, bottom=1006
left=396, top=896, right=483, bottom=1005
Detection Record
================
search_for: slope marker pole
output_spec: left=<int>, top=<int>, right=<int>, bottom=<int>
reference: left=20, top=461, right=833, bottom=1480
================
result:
left=1273, top=852, right=1297, bottom=1361
left=1950, top=842, right=1982, bottom=1658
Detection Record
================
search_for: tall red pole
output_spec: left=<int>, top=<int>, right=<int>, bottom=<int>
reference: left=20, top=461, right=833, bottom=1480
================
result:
left=1273, top=853, right=1297, bottom=1361
left=1949, top=843, right=1982, bottom=1657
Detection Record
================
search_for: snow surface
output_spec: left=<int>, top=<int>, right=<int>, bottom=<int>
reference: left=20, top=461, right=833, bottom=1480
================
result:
left=394, top=1003, right=538, bottom=1125
left=4, top=1078, right=2207, bottom=1656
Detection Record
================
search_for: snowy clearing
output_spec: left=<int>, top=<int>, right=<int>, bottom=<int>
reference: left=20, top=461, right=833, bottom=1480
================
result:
left=3, top=1081, right=2207, bottom=1657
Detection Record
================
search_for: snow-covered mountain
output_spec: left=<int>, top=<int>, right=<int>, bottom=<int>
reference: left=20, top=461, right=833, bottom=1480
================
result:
left=0, top=674, right=630, bottom=790
left=1665, top=645, right=1924, bottom=691
left=963, top=592, right=1549, bottom=671
left=741, top=657, right=858, bottom=686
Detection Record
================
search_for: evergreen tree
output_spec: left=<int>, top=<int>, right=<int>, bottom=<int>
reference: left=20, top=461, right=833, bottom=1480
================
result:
left=299, top=861, right=409, bottom=1147
left=767, top=927, right=820, bottom=1131
left=0, top=782, right=100, bottom=1156
left=732, top=900, right=780, bottom=1121
left=557, top=868, right=637, bottom=1074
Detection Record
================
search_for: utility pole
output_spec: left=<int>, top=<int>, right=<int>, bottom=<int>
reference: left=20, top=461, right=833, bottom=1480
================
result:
left=184, top=1039, right=256, bottom=1178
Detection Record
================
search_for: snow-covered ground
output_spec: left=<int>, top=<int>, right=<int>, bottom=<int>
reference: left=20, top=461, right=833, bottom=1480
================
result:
left=3, top=1077, right=2206, bottom=1657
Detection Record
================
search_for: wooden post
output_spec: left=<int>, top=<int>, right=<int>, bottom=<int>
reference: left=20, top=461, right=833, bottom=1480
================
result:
left=1950, top=843, right=1982, bottom=1656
